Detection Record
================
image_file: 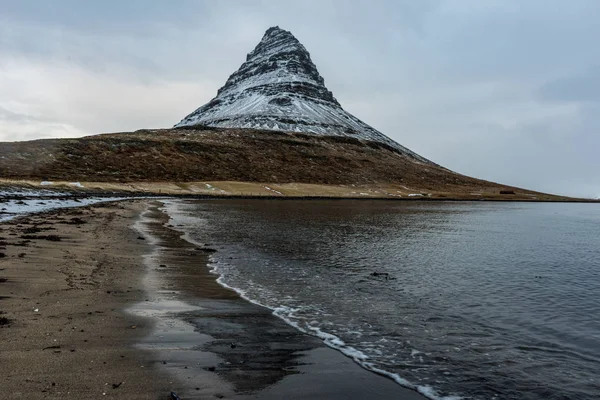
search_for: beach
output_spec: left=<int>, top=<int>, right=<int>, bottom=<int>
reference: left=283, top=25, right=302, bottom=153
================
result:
left=0, top=200, right=426, bottom=399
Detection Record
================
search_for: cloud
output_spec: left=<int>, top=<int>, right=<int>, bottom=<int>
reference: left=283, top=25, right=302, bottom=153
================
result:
left=0, top=0, right=598, bottom=198
left=0, top=58, right=217, bottom=140
left=538, top=68, right=600, bottom=103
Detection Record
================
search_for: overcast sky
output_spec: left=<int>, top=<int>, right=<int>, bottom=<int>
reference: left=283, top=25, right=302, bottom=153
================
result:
left=1, top=0, right=598, bottom=198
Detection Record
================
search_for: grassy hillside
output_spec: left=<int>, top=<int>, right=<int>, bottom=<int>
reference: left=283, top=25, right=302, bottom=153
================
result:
left=0, top=127, right=571, bottom=200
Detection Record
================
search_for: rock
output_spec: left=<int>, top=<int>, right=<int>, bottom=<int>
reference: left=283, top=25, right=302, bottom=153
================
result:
left=174, top=27, right=432, bottom=164
left=371, top=272, right=389, bottom=277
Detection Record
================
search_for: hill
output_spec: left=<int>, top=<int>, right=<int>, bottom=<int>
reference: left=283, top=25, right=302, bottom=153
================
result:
left=0, top=127, right=572, bottom=201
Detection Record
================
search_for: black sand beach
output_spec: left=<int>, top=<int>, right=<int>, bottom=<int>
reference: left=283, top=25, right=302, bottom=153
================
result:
left=0, top=200, right=427, bottom=399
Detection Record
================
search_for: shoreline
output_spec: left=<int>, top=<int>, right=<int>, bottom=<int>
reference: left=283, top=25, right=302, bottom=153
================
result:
left=135, top=200, right=429, bottom=399
left=2, top=179, right=594, bottom=203
left=1, top=199, right=428, bottom=399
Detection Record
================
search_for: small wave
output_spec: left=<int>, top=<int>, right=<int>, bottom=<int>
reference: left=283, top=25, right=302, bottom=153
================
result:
left=207, top=258, right=461, bottom=400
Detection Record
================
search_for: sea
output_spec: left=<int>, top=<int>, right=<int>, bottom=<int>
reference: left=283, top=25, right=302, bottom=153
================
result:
left=164, top=199, right=600, bottom=400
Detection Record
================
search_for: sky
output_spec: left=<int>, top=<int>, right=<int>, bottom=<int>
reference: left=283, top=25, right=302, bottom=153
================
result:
left=0, top=0, right=598, bottom=198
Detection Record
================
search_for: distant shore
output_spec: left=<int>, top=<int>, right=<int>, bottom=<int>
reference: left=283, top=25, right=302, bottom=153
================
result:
left=1, top=179, right=595, bottom=203
left=0, top=200, right=428, bottom=399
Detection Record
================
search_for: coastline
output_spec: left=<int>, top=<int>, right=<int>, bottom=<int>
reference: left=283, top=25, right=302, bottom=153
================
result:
left=134, top=200, right=429, bottom=399
left=2, top=179, right=594, bottom=203
left=1, top=199, right=429, bottom=399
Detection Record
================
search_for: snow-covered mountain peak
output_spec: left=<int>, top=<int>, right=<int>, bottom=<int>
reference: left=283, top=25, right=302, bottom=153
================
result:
left=175, top=27, right=432, bottom=164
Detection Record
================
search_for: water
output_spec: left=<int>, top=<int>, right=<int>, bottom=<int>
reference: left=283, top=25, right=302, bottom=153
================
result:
left=164, top=199, right=600, bottom=400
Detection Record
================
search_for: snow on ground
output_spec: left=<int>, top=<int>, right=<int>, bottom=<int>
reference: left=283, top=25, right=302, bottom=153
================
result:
left=262, top=186, right=283, bottom=195
left=0, top=187, right=69, bottom=198
left=0, top=196, right=127, bottom=222
left=174, top=27, right=433, bottom=165
left=204, top=183, right=227, bottom=193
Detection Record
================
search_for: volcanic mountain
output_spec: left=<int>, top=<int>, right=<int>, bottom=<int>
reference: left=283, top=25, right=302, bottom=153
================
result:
left=0, top=27, right=576, bottom=201
left=175, top=26, right=431, bottom=164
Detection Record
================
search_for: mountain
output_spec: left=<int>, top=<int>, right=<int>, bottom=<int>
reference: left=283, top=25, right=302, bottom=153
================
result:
left=175, top=26, right=431, bottom=164
left=0, top=27, right=579, bottom=201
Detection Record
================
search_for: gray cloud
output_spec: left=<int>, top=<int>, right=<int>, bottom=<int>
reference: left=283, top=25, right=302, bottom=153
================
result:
left=0, top=0, right=598, bottom=198
left=538, top=68, right=600, bottom=103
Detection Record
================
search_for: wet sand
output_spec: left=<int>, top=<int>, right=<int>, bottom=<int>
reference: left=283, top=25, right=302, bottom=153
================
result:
left=0, top=201, right=171, bottom=398
left=0, top=200, right=427, bottom=399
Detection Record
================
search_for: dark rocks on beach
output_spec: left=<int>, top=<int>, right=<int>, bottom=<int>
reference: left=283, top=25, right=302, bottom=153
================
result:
left=0, top=317, right=10, bottom=326
left=0, top=252, right=5, bottom=258
left=500, top=190, right=516, bottom=195
left=59, top=217, right=87, bottom=225
left=21, top=235, right=61, bottom=242
left=137, top=236, right=145, bottom=240
left=22, top=227, right=44, bottom=234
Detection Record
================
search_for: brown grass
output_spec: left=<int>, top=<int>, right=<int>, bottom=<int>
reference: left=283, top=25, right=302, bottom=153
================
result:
left=0, top=127, right=577, bottom=201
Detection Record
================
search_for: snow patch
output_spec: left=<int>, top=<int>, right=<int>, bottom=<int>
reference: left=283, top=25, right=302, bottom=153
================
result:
left=263, top=186, right=283, bottom=195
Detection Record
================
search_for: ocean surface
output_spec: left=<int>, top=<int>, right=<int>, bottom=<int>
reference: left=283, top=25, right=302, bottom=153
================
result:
left=165, top=199, right=600, bottom=400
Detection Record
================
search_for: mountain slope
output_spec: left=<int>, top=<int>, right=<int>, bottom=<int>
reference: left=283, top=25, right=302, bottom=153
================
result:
left=175, top=26, right=431, bottom=164
left=0, top=127, right=574, bottom=201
